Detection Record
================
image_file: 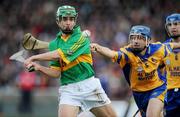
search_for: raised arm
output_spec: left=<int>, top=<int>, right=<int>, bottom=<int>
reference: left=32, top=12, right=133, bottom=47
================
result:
left=29, top=50, right=59, bottom=61
left=90, top=43, right=116, bottom=59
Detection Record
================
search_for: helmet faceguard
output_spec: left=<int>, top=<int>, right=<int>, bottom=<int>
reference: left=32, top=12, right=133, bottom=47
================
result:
left=129, top=25, right=151, bottom=46
left=165, top=13, right=180, bottom=38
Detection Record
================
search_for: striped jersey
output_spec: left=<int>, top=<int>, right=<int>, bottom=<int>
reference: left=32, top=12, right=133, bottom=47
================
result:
left=164, top=38, right=180, bottom=89
left=113, top=42, right=173, bottom=92
left=49, top=26, right=94, bottom=85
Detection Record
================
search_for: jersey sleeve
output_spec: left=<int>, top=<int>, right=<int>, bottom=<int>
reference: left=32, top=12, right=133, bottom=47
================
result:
left=163, top=43, right=173, bottom=57
left=57, top=35, right=90, bottom=64
left=112, top=49, right=129, bottom=68
left=158, top=43, right=172, bottom=71
left=48, top=40, right=61, bottom=70
left=164, top=43, right=173, bottom=53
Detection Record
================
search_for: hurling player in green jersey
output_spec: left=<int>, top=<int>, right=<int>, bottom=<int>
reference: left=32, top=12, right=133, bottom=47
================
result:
left=24, top=5, right=116, bottom=117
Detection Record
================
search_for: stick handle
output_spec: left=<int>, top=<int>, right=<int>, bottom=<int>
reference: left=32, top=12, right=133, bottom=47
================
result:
left=28, top=66, right=35, bottom=72
left=34, top=40, right=49, bottom=49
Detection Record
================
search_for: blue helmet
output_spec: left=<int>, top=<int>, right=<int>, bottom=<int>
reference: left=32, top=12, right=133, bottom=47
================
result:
left=166, top=13, right=180, bottom=24
left=129, top=25, right=151, bottom=40
left=165, top=13, right=180, bottom=38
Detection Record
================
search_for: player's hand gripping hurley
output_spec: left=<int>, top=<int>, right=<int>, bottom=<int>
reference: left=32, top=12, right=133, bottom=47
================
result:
left=9, top=50, right=35, bottom=72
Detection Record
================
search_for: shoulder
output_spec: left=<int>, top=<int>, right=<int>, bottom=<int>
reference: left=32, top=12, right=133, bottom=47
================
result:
left=120, top=45, right=132, bottom=53
left=49, top=37, right=58, bottom=45
left=150, top=41, right=172, bottom=49
left=149, top=42, right=164, bottom=48
left=148, top=42, right=168, bottom=55
left=50, top=32, right=61, bottom=44
left=49, top=36, right=59, bottom=50
left=71, top=32, right=90, bottom=44
left=164, top=38, right=173, bottom=43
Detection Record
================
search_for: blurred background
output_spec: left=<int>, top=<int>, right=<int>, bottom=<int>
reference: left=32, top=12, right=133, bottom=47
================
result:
left=0, top=0, right=179, bottom=117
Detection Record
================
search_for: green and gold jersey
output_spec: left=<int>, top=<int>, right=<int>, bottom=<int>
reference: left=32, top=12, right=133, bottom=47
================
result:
left=113, top=42, right=173, bottom=92
left=49, top=26, right=94, bottom=85
left=164, top=38, right=180, bottom=89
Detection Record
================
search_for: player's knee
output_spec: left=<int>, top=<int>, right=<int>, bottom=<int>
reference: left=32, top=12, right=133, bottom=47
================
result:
left=91, top=108, right=117, bottom=117
left=109, top=112, right=117, bottom=117
left=98, top=113, right=116, bottom=117
left=104, top=110, right=117, bottom=117
left=146, top=111, right=160, bottom=117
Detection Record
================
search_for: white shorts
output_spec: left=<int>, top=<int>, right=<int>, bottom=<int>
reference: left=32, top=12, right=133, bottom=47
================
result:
left=58, top=76, right=111, bottom=111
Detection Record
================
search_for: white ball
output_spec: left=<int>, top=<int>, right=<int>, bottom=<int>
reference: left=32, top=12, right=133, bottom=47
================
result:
left=82, top=30, right=91, bottom=37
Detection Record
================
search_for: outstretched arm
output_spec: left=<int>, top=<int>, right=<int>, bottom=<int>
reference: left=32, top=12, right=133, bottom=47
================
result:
left=24, top=50, right=60, bottom=67
left=171, top=42, right=180, bottom=49
left=90, top=43, right=116, bottom=59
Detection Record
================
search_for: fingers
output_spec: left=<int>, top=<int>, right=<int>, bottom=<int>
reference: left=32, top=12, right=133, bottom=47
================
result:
left=24, top=57, right=35, bottom=71
left=25, top=62, right=40, bottom=72
left=24, top=58, right=32, bottom=67
left=90, top=43, right=98, bottom=52
left=27, top=65, right=35, bottom=72
left=25, top=62, right=33, bottom=71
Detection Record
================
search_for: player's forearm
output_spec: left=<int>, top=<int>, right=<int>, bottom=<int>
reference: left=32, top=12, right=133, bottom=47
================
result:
left=172, top=42, right=180, bottom=49
left=95, top=44, right=116, bottom=59
left=37, top=65, right=61, bottom=78
left=31, top=50, right=60, bottom=61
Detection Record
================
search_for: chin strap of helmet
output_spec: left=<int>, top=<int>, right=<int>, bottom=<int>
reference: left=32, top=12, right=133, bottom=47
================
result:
left=145, top=36, right=150, bottom=47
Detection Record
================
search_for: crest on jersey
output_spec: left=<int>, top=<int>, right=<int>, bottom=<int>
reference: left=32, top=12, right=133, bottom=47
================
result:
left=67, top=49, right=73, bottom=55
left=166, top=59, right=170, bottom=65
left=137, top=66, right=143, bottom=72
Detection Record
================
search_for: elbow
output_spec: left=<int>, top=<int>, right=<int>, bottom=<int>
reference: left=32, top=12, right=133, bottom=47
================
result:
left=47, top=67, right=61, bottom=78
left=55, top=72, right=61, bottom=78
left=52, top=50, right=60, bottom=60
left=52, top=70, right=61, bottom=78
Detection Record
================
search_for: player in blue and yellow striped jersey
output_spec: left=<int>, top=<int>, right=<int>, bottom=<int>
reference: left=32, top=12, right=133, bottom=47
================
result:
left=164, top=13, right=180, bottom=117
left=91, top=25, right=180, bottom=117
